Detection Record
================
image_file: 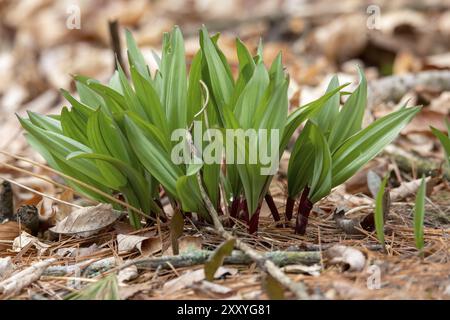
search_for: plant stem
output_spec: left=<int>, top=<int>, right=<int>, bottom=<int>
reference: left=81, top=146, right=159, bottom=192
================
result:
left=229, top=197, right=240, bottom=219
left=248, top=205, right=261, bottom=234
left=295, top=187, right=313, bottom=235
left=265, top=193, right=281, bottom=222
left=195, top=172, right=310, bottom=299
left=285, top=196, right=295, bottom=221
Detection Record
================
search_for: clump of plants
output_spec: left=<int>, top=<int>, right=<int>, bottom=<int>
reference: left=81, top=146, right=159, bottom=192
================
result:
left=18, top=26, right=420, bottom=234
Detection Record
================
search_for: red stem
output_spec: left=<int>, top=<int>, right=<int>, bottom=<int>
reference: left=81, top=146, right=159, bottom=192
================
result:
left=295, top=187, right=313, bottom=235
left=285, top=196, right=295, bottom=221
left=264, top=193, right=280, bottom=222
left=248, top=205, right=261, bottom=234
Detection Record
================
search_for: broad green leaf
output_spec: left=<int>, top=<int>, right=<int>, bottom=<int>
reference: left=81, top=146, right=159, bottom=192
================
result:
left=308, top=123, right=332, bottom=203
left=312, top=75, right=340, bottom=137
left=25, top=132, right=112, bottom=203
left=60, top=89, right=95, bottom=119
left=431, top=126, right=450, bottom=165
left=176, top=175, right=207, bottom=218
left=331, top=106, right=420, bottom=187
left=61, top=107, right=88, bottom=145
left=187, top=50, right=203, bottom=125
left=200, top=27, right=234, bottom=117
left=204, top=238, right=235, bottom=281
left=87, top=110, right=128, bottom=188
left=280, top=83, right=349, bottom=152
left=27, top=111, right=62, bottom=133
left=328, top=68, right=367, bottom=152
left=235, top=62, right=269, bottom=128
left=287, top=122, right=315, bottom=198
left=161, top=26, right=187, bottom=132
left=130, top=65, right=169, bottom=137
left=125, top=29, right=151, bottom=81
left=124, top=115, right=183, bottom=196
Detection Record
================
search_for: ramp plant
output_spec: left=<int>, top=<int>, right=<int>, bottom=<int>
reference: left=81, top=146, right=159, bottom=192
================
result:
left=18, top=26, right=419, bottom=234
left=286, top=71, right=420, bottom=234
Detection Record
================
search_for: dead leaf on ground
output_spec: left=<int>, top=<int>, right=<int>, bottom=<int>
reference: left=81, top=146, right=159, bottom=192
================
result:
left=55, top=243, right=100, bottom=258
left=325, top=245, right=366, bottom=272
left=12, top=231, right=50, bottom=255
left=178, top=235, right=203, bottom=253
left=403, top=110, right=449, bottom=134
left=49, top=203, right=123, bottom=237
left=163, top=267, right=238, bottom=295
left=117, top=233, right=162, bottom=256
left=281, top=264, right=321, bottom=276
left=0, top=220, right=21, bottom=251
left=0, top=257, right=14, bottom=279
left=190, top=280, right=234, bottom=298
left=117, top=265, right=138, bottom=284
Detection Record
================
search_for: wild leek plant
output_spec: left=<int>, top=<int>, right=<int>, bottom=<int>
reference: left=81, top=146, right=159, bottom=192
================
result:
left=18, top=26, right=419, bottom=234
left=431, top=120, right=450, bottom=167
left=286, top=71, right=420, bottom=234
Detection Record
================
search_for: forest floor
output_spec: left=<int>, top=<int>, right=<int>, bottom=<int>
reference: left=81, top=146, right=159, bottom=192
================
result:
left=0, top=0, right=449, bottom=299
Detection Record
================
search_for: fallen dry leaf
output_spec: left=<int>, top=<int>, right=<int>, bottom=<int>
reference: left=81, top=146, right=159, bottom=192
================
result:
left=12, top=231, right=50, bottom=255
left=117, top=265, right=139, bottom=284
left=0, top=257, right=14, bottom=279
left=178, top=235, right=203, bottom=254
left=49, top=203, right=123, bottom=237
left=325, top=245, right=366, bottom=272
left=117, top=233, right=162, bottom=256
left=163, top=267, right=238, bottom=295
left=0, top=221, right=21, bottom=251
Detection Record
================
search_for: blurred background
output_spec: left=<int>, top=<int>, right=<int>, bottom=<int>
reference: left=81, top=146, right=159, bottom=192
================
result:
left=0, top=0, right=449, bottom=157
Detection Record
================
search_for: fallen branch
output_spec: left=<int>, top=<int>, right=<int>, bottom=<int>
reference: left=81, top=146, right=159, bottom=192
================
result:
left=383, top=145, right=450, bottom=179
left=43, top=251, right=320, bottom=277
left=368, top=70, right=450, bottom=109
left=0, top=258, right=56, bottom=296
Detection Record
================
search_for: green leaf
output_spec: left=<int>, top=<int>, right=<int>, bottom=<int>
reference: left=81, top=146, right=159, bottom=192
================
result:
left=414, top=176, right=426, bottom=252
left=280, top=83, right=349, bottom=152
left=124, top=115, right=183, bottom=196
left=61, top=107, right=89, bottom=145
left=161, top=26, right=187, bottom=131
left=234, top=62, right=269, bottom=129
left=312, top=75, right=340, bottom=137
left=374, top=174, right=389, bottom=248
left=288, top=121, right=331, bottom=202
left=308, top=123, right=332, bottom=203
left=332, top=106, right=421, bottom=187
left=65, top=274, right=119, bottom=300
left=287, top=122, right=315, bottom=198
left=176, top=175, right=208, bottom=218
left=431, top=126, right=450, bottom=166
left=328, top=67, right=367, bottom=152
left=200, top=26, right=234, bottom=118
left=187, top=50, right=203, bottom=125
left=87, top=110, right=128, bottom=188
left=125, top=29, right=151, bottom=81
left=204, top=238, right=235, bottom=281
left=27, top=111, right=62, bottom=133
